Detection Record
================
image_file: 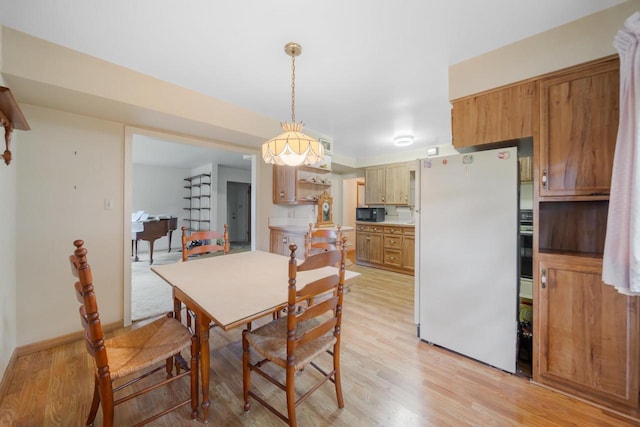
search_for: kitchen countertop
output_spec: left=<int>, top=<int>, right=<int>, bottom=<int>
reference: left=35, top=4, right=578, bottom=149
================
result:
left=269, top=224, right=355, bottom=233
left=355, top=221, right=414, bottom=226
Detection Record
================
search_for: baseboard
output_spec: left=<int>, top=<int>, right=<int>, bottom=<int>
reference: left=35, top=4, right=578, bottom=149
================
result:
left=0, top=348, right=18, bottom=404
left=16, top=320, right=122, bottom=357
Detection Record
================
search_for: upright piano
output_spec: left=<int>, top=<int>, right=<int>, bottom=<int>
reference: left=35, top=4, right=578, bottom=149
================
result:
left=132, top=216, right=178, bottom=264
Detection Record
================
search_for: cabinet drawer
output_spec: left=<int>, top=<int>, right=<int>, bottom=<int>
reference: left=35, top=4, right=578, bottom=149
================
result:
left=384, top=226, right=403, bottom=235
left=384, top=235, right=402, bottom=249
left=384, top=249, right=402, bottom=267
left=403, top=227, right=415, bottom=236
left=370, top=225, right=384, bottom=234
left=356, top=224, right=370, bottom=232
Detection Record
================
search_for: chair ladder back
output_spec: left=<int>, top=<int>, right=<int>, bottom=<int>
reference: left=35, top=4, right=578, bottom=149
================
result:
left=181, top=224, right=229, bottom=261
left=297, top=275, right=340, bottom=298
left=296, top=249, right=342, bottom=271
left=305, top=223, right=343, bottom=257
left=70, top=240, right=111, bottom=392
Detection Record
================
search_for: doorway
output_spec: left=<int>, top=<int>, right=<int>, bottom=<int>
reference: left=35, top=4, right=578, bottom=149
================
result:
left=127, top=130, right=255, bottom=323
left=227, top=182, right=251, bottom=246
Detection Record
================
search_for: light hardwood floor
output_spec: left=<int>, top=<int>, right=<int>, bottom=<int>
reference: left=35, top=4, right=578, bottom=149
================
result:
left=0, top=265, right=638, bottom=426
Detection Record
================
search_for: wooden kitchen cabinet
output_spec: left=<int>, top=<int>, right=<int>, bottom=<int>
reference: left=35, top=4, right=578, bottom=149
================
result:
left=385, top=163, right=410, bottom=205
left=401, top=228, right=415, bottom=272
left=273, top=164, right=332, bottom=205
left=538, top=57, right=619, bottom=197
left=357, top=223, right=414, bottom=274
left=364, top=166, right=385, bottom=205
left=273, top=165, right=297, bottom=204
left=269, top=228, right=306, bottom=259
left=536, top=253, right=640, bottom=409
left=364, top=162, right=410, bottom=205
left=451, top=80, right=537, bottom=149
left=355, top=224, right=384, bottom=265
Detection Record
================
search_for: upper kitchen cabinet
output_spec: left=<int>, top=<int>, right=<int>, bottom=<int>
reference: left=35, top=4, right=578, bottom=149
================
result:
left=364, top=162, right=410, bottom=206
left=272, top=164, right=332, bottom=205
left=364, top=166, right=385, bottom=205
left=539, top=57, right=619, bottom=197
left=451, top=81, right=537, bottom=149
left=273, top=165, right=297, bottom=204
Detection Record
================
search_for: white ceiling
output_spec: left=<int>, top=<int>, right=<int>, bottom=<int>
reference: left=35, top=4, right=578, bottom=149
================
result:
left=0, top=0, right=625, bottom=167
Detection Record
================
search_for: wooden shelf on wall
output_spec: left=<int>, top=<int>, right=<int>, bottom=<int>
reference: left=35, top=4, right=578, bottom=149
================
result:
left=0, top=86, right=30, bottom=165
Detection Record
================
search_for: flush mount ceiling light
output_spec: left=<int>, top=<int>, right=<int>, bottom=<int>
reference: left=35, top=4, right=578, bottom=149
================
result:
left=393, top=135, right=414, bottom=147
left=262, top=42, right=324, bottom=167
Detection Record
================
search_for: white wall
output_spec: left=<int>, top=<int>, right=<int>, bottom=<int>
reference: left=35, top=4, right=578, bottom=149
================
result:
left=133, top=164, right=189, bottom=250
left=16, top=105, right=124, bottom=345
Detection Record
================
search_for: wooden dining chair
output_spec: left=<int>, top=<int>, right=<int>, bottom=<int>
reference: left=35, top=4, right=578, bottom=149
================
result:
left=306, top=223, right=352, bottom=268
left=305, top=222, right=343, bottom=257
left=242, top=240, right=348, bottom=427
left=70, top=240, right=198, bottom=427
left=181, top=224, right=229, bottom=261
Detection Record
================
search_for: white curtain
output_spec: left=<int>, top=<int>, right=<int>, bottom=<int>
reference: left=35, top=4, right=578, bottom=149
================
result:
left=602, top=12, right=640, bottom=295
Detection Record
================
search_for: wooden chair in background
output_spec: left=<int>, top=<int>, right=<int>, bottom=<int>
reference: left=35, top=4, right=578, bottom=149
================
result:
left=306, top=223, right=352, bottom=267
left=70, top=240, right=198, bottom=427
left=181, top=224, right=229, bottom=261
left=242, top=242, right=348, bottom=427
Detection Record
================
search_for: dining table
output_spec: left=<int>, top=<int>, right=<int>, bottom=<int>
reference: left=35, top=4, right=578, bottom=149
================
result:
left=151, top=249, right=360, bottom=423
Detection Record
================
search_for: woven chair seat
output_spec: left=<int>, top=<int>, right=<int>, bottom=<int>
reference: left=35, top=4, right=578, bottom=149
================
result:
left=105, top=316, right=192, bottom=379
left=245, top=316, right=336, bottom=370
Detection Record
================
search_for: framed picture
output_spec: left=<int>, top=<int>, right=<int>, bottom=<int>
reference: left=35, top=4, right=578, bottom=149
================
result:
left=317, top=191, right=334, bottom=227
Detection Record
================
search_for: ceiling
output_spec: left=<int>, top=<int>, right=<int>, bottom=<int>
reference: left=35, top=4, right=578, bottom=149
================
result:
left=0, top=0, right=625, bottom=168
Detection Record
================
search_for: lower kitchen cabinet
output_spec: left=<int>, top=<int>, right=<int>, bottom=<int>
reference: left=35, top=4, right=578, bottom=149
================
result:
left=356, top=223, right=414, bottom=275
left=269, top=229, right=306, bottom=260
left=536, top=253, right=640, bottom=409
left=355, top=224, right=384, bottom=265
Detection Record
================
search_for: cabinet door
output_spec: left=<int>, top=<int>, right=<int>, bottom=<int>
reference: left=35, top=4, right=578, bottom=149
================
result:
left=355, top=231, right=370, bottom=262
left=287, top=232, right=307, bottom=260
left=273, top=165, right=297, bottom=204
left=369, top=232, right=384, bottom=264
left=402, top=235, right=415, bottom=272
left=270, top=230, right=287, bottom=255
left=452, top=81, right=537, bottom=149
left=536, top=254, right=639, bottom=408
left=364, top=166, right=386, bottom=205
left=385, top=163, right=410, bottom=205
left=539, top=59, right=619, bottom=197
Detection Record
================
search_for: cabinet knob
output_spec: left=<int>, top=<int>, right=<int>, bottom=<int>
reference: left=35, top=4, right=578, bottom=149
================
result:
left=541, top=268, right=547, bottom=288
left=280, top=191, right=285, bottom=198
left=541, top=170, right=548, bottom=190
left=282, top=238, right=287, bottom=243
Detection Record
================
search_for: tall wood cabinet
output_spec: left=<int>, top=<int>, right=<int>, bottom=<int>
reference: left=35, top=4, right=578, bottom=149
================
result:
left=451, top=55, right=640, bottom=412
left=534, top=56, right=640, bottom=410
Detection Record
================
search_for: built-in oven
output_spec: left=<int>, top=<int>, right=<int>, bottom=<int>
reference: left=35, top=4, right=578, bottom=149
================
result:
left=519, top=210, right=533, bottom=282
left=518, top=209, right=534, bottom=377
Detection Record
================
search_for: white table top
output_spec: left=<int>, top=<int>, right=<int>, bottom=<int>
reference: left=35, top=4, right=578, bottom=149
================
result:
left=152, top=250, right=359, bottom=330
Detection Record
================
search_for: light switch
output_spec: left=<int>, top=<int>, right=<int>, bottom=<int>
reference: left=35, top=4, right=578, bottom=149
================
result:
left=104, top=198, right=113, bottom=210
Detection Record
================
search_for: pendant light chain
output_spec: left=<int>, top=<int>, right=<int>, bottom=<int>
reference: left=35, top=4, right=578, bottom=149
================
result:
left=290, top=52, right=296, bottom=123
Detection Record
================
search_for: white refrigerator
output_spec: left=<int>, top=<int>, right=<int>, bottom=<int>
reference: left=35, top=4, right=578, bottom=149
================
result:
left=417, top=146, right=519, bottom=373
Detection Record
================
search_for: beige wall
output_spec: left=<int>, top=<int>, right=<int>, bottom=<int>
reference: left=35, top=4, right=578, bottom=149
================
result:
left=449, top=0, right=640, bottom=100
left=0, top=25, right=18, bottom=381
left=16, top=105, right=124, bottom=344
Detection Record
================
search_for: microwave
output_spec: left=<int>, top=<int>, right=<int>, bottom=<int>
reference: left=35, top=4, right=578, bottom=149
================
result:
left=356, top=207, right=385, bottom=222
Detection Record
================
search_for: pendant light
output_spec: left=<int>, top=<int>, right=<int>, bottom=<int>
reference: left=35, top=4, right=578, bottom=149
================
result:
left=262, top=42, right=324, bottom=167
